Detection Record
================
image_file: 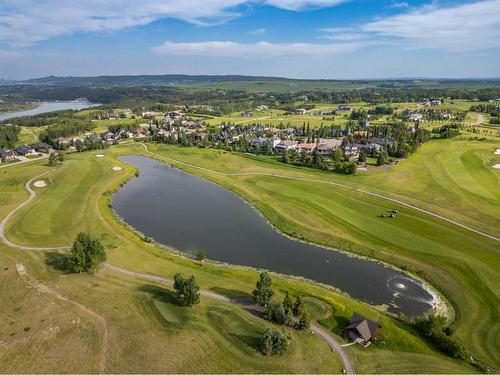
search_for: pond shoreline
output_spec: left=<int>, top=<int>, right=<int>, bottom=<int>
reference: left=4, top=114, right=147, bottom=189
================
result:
left=112, top=154, right=447, bottom=319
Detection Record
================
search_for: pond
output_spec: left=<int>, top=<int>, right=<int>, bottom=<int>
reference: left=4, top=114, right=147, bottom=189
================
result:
left=113, top=155, right=436, bottom=317
left=0, top=101, right=100, bottom=120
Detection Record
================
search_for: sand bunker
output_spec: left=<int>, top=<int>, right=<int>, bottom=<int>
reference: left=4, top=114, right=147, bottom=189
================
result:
left=33, top=180, right=47, bottom=188
left=96, top=154, right=104, bottom=158
left=492, top=164, right=500, bottom=169
left=494, top=149, right=500, bottom=155
left=112, top=166, right=122, bottom=171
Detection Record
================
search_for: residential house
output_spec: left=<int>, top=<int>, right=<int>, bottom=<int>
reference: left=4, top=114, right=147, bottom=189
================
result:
left=342, top=313, right=380, bottom=345
left=256, top=105, right=269, bottom=111
left=31, top=142, right=52, bottom=152
left=296, top=108, right=307, bottom=115
left=343, top=144, right=360, bottom=157
left=15, top=146, right=37, bottom=156
left=0, top=149, right=15, bottom=162
left=359, top=119, right=370, bottom=128
left=370, top=136, right=395, bottom=147
left=337, top=105, right=351, bottom=111
left=296, top=143, right=317, bottom=154
left=274, top=140, right=298, bottom=152
left=241, top=111, right=253, bottom=117
left=409, top=113, right=423, bottom=122
left=315, top=139, right=343, bottom=156
left=123, top=108, right=133, bottom=118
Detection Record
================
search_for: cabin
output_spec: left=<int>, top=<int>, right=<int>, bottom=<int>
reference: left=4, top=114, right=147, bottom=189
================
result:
left=342, top=313, right=380, bottom=346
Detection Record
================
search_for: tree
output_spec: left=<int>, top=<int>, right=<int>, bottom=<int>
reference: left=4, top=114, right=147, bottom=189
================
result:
left=282, top=291, right=294, bottom=315
left=57, top=152, right=65, bottom=162
left=357, top=149, right=366, bottom=164
left=252, top=271, right=274, bottom=306
left=48, top=152, right=58, bottom=166
left=376, top=150, right=386, bottom=166
left=173, top=273, right=200, bottom=307
left=258, top=329, right=290, bottom=356
left=297, top=309, right=311, bottom=330
left=292, top=295, right=305, bottom=317
left=195, top=250, right=207, bottom=265
left=70, top=232, right=107, bottom=273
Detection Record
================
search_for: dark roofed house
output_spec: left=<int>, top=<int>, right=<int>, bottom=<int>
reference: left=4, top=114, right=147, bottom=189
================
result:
left=15, top=146, right=36, bottom=156
left=342, top=313, right=380, bottom=346
left=31, top=142, right=52, bottom=152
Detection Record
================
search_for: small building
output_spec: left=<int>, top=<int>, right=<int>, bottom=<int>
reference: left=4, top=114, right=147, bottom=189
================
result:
left=342, top=313, right=380, bottom=345
left=256, top=105, right=269, bottom=111
left=241, top=111, right=253, bottom=117
left=296, top=108, right=307, bottom=115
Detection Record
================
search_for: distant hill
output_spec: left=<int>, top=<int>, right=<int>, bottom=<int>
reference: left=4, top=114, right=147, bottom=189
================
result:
left=21, top=74, right=301, bottom=87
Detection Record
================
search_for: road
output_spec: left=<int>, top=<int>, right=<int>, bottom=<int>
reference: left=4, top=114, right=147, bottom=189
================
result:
left=1, top=168, right=356, bottom=374
left=135, top=142, right=500, bottom=243
left=0, top=154, right=49, bottom=169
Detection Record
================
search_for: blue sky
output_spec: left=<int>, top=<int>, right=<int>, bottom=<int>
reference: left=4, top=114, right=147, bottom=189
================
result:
left=0, top=0, right=499, bottom=79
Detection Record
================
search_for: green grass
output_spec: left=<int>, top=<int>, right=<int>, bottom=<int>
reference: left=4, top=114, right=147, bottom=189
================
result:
left=129, top=141, right=500, bottom=368
left=0, top=147, right=479, bottom=373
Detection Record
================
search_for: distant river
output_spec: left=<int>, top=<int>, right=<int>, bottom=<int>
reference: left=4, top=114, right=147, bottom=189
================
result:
left=0, top=101, right=100, bottom=120
left=113, top=155, right=436, bottom=317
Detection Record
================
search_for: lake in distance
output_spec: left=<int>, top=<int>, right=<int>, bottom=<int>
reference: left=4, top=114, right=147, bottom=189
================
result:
left=0, top=101, right=99, bottom=121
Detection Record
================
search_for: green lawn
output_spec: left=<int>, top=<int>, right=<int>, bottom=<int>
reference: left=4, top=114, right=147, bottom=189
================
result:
left=129, top=141, right=500, bottom=369
left=0, top=147, right=479, bottom=373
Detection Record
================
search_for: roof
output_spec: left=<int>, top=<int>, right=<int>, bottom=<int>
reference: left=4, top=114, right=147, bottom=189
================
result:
left=297, top=143, right=316, bottom=150
left=346, top=313, right=380, bottom=341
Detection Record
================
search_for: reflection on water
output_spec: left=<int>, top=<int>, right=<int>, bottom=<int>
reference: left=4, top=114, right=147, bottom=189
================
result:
left=113, top=155, right=435, bottom=317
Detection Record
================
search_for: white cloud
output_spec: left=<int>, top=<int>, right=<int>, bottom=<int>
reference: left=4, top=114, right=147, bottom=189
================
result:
left=362, top=0, right=500, bottom=51
left=389, top=1, right=409, bottom=9
left=0, top=0, right=347, bottom=47
left=247, top=28, right=267, bottom=35
left=265, top=0, right=347, bottom=10
left=320, top=27, right=365, bottom=41
left=152, top=40, right=360, bottom=57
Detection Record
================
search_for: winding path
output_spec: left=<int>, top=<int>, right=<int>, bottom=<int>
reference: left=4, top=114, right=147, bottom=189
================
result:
left=135, top=142, right=500, bottom=243
left=1, top=165, right=356, bottom=374
left=15, top=263, right=108, bottom=373
left=104, top=264, right=355, bottom=374
left=0, top=170, right=71, bottom=251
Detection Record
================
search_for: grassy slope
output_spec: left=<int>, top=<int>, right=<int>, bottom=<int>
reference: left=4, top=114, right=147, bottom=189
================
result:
left=136, top=141, right=500, bottom=368
left=0, top=151, right=475, bottom=373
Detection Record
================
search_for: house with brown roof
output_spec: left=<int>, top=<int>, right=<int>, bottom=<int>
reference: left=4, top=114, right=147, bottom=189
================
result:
left=342, top=313, right=380, bottom=346
left=296, top=142, right=317, bottom=154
